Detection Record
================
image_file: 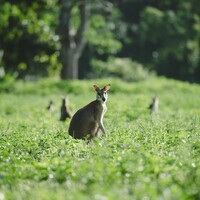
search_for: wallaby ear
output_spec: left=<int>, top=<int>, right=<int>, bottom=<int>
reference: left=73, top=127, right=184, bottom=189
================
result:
left=93, top=85, right=100, bottom=91
left=103, top=84, right=111, bottom=91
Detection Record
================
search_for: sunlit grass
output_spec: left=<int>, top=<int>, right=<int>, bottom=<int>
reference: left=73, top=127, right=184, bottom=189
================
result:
left=0, top=77, right=200, bottom=199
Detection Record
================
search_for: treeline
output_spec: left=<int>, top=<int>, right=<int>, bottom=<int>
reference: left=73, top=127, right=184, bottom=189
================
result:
left=0, top=0, right=199, bottom=82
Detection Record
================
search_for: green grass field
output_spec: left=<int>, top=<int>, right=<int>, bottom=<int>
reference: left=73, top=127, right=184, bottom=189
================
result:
left=0, top=77, right=200, bottom=200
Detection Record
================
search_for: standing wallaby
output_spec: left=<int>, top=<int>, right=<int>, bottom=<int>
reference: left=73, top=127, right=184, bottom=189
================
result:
left=59, top=96, right=71, bottom=121
left=46, top=100, right=54, bottom=115
left=68, top=84, right=111, bottom=140
left=149, top=96, right=159, bottom=116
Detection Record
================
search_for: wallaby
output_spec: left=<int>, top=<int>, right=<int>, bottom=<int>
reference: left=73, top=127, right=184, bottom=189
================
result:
left=59, top=96, right=71, bottom=121
left=46, top=100, right=54, bottom=115
left=149, top=96, right=159, bottom=116
left=68, top=84, right=111, bottom=140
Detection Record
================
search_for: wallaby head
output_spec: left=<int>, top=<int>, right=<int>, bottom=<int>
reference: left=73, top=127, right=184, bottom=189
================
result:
left=149, top=96, right=159, bottom=116
left=61, top=96, right=66, bottom=106
left=60, top=96, right=71, bottom=121
left=93, top=84, right=110, bottom=103
left=68, top=84, right=111, bottom=140
left=47, top=100, right=54, bottom=110
left=152, top=96, right=158, bottom=102
left=152, top=96, right=159, bottom=108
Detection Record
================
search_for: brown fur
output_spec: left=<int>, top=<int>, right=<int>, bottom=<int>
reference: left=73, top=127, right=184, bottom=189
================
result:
left=68, top=84, right=110, bottom=140
left=60, top=97, right=71, bottom=121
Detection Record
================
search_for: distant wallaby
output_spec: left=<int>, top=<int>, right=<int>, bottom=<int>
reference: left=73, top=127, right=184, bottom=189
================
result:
left=68, top=84, right=111, bottom=140
left=59, top=96, right=71, bottom=121
left=46, top=100, right=54, bottom=115
left=149, top=96, right=159, bottom=115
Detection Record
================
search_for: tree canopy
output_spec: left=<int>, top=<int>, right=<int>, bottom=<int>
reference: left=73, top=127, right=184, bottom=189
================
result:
left=0, top=0, right=199, bottom=82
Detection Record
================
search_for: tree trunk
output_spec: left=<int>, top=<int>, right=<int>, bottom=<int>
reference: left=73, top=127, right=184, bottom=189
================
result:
left=59, top=0, right=88, bottom=80
left=60, top=48, right=80, bottom=79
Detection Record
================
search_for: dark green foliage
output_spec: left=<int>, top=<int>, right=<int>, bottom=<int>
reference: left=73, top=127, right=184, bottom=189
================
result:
left=0, top=0, right=60, bottom=78
left=119, top=0, right=200, bottom=82
left=0, top=0, right=200, bottom=81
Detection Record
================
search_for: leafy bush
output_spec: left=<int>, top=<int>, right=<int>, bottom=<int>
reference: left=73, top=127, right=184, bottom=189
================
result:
left=0, top=72, right=16, bottom=92
left=91, top=57, right=154, bottom=82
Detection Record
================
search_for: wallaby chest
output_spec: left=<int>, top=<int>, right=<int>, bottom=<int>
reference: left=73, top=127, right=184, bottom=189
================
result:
left=90, top=100, right=106, bottom=120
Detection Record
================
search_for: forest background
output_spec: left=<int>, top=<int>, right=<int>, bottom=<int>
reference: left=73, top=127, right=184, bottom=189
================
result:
left=0, top=0, right=200, bottom=83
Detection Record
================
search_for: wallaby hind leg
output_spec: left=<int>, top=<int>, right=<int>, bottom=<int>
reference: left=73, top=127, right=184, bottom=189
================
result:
left=87, top=128, right=100, bottom=144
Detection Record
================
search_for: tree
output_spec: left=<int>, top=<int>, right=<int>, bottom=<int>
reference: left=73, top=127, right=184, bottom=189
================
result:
left=1, top=0, right=199, bottom=82
left=138, top=2, right=200, bottom=81
left=117, top=0, right=200, bottom=82
left=0, top=0, right=60, bottom=79
left=59, top=0, right=89, bottom=80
